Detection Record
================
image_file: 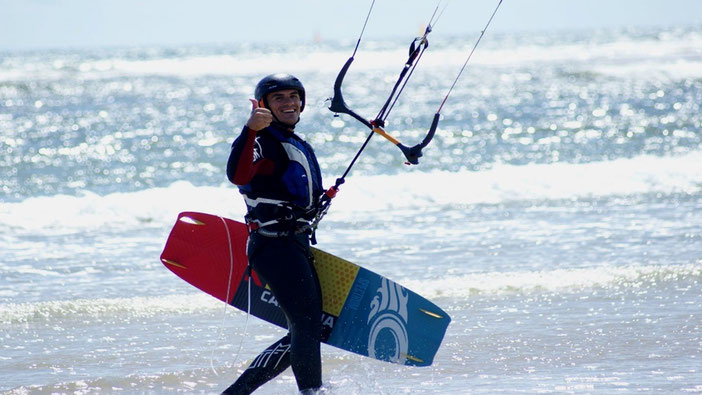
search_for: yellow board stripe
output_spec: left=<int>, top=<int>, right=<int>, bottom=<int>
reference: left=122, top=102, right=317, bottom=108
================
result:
left=419, top=308, right=443, bottom=319
left=403, top=353, right=424, bottom=363
left=311, top=248, right=360, bottom=317
left=179, top=216, right=205, bottom=225
left=162, top=259, right=187, bottom=269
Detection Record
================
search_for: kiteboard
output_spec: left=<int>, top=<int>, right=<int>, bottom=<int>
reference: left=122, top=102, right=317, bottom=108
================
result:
left=160, top=211, right=450, bottom=366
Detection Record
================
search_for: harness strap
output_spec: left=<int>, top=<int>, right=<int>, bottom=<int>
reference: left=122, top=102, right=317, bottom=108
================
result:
left=243, top=195, right=288, bottom=208
left=246, top=216, right=312, bottom=238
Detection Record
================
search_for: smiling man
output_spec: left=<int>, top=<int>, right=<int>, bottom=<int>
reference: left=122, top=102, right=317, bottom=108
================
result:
left=225, top=74, right=325, bottom=394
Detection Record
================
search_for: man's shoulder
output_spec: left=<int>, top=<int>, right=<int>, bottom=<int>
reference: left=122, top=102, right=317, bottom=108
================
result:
left=255, top=128, right=283, bottom=145
left=253, top=129, right=286, bottom=160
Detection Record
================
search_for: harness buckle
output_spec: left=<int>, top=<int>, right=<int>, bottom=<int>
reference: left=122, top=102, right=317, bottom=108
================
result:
left=246, top=221, right=260, bottom=233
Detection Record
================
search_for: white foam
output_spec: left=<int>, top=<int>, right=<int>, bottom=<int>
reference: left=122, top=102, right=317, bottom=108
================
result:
left=403, top=262, right=702, bottom=299
left=78, top=51, right=354, bottom=78
left=592, top=59, right=702, bottom=79
left=3, top=262, right=697, bottom=325
left=1, top=151, right=700, bottom=235
left=331, top=151, right=702, bottom=214
left=0, top=181, right=246, bottom=234
left=0, top=293, right=223, bottom=325
left=2, top=29, right=700, bottom=81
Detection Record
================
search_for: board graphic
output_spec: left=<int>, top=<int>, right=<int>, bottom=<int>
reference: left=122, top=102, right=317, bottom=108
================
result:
left=160, top=211, right=450, bottom=366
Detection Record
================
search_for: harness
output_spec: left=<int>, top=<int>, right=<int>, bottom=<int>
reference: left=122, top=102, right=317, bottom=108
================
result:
left=245, top=214, right=313, bottom=238
left=239, top=128, right=323, bottom=238
left=243, top=197, right=314, bottom=237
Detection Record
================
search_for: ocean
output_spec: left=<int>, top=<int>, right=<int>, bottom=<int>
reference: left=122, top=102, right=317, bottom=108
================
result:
left=1, top=23, right=701, bottom=394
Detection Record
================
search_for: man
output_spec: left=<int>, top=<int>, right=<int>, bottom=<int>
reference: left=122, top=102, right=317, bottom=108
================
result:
left=224, top=74, right=324, bottom=394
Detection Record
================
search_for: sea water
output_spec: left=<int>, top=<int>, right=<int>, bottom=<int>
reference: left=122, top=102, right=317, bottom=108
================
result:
left=1, top=24, right=701, bottom=394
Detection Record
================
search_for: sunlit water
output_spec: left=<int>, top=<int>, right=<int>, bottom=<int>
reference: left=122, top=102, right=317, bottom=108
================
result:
left=1, top=24, right=701, bottom=393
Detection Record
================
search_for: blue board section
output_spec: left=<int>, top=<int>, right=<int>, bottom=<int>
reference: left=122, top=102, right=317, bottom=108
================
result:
left=329, top=267, right=450, bottom=366
left=161, top=212, right=450, bottom=367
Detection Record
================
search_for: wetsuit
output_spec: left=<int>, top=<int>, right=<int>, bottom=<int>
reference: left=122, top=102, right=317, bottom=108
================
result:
left=224, top=122, right=324, bottom=394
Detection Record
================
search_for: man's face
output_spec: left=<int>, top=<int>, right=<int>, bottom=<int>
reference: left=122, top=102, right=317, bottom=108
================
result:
left=266, top=89, right=302, bottom=126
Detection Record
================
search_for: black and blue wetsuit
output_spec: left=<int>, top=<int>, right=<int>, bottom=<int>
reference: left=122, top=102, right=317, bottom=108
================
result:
left=224, top=122, right=324, bottom=394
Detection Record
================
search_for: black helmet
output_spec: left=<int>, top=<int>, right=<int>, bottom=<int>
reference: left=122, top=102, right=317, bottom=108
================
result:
left=254, top=73, right=306, bottom=112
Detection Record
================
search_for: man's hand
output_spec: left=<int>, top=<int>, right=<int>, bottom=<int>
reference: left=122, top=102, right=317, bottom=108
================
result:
left=245, top=99, right=273, bottom=131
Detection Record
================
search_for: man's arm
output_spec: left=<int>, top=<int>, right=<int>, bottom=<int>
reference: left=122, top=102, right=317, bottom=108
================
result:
left=226, top=99, right=275, bottom=185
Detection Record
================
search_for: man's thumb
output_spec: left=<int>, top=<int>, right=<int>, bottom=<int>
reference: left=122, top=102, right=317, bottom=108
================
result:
left=249, top=98, right=258, bottom=111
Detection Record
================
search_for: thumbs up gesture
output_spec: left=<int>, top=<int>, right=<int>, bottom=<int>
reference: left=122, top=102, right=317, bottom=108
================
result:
left=246, top=99, right=273, bottom=131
